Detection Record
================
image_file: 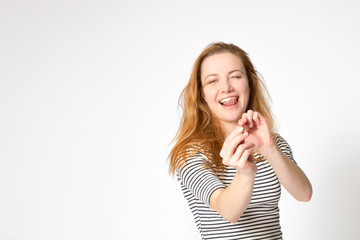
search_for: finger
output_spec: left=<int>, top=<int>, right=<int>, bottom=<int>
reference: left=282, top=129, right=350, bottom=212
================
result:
left=222, top=127, right=239, bottom=156
left=230, top=131, right=249, bottom=152
left=253, top=111, right=260, bottom=126
left=230, top=142, right=253, bottom=163
left=247, top=110, right=254, bottom=128
left=235, top=149, right=254, bottom=170
left=222, top=125, right=245, bottom=150
left=237, top=125, right=244, bottom=133
left=231, top=143, right=253, bottom=167
left=238, top=112, right=248, bottom=126
left=223, top=131, right=249, bottom=162
left=221, top=125, right=246, bottom=160
left=257, top=112, right=267, bottom=125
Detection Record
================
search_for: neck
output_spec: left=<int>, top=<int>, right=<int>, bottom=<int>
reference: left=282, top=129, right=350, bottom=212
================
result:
left=220, top=122, right=238, bottom=138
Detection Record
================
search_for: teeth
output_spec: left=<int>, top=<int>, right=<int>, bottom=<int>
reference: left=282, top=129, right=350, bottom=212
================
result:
left=220, top=97, right=237, bottom=104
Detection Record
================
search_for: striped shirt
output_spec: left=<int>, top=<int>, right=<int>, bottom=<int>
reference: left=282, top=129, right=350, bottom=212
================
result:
left=177, top=135, right=295, bottom=240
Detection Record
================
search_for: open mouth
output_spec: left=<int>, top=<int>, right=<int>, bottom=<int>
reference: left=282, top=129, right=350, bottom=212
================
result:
left=219, top=97, right=239, bottom=106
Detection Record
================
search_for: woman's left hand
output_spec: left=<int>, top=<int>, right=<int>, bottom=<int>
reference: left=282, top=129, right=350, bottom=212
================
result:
left=238, top=110, right=274, bottom=151
left=238, top=110, right=313, bottom=202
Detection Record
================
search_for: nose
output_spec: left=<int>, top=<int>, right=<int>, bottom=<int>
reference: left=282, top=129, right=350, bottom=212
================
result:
left=220, top=78, right=234, bottom=93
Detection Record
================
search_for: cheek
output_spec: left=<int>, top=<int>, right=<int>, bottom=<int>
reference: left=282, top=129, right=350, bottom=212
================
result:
left=238, top=80, right=250, bottom=93
left=202, top=89, right=216, bottom=105
left=244, top=87, right=251, bottom=108
left=237, top=82, right=250, bottom=103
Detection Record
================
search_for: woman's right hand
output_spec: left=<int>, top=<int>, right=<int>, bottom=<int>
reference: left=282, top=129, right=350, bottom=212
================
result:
left=220, top=126, right=257, bottom=177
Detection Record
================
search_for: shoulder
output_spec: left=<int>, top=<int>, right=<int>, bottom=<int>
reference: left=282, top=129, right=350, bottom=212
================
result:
left=274, top=133, right=296, bottom=162
left=178, top=150, right=210, bottom=175
left=274, top=133, right=289, bottom=145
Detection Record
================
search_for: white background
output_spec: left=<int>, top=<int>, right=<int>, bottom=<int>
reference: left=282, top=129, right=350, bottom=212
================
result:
left=1, top=0, right=360, bottom=239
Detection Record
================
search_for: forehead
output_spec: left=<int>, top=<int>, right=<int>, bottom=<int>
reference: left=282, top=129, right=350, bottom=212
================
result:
left=201, top=52, right=245, bottom=77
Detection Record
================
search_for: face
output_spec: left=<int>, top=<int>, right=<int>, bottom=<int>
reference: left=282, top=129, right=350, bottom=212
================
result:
left=200, top=52, right=250, bottom=130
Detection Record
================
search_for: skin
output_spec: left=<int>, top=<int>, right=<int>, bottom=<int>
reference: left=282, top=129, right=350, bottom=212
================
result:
left=200, top=52, right=313, bottom=223
left=201, top=52, right=250, bottom=137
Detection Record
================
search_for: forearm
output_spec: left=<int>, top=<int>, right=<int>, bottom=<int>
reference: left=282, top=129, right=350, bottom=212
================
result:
left=210, top=172, right=254, bottom=223
left=260, top=144, right=313, bottom=202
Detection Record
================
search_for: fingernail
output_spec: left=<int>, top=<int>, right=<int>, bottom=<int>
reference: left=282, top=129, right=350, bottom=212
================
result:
left=238, top=126, right=244, bottom=133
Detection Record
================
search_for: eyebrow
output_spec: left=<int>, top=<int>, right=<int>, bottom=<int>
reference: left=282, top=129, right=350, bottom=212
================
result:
left=229, top=69, right=244, bottom=75
left=204, top=69, right=244, bottom=81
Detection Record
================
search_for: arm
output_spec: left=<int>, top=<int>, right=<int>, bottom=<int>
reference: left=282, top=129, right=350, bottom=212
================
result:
left=210, top=171, right=254, bottom=223
left=210, top=126, right=257, bottom=223
left=239, top=110, right=313, bottom=202
left=259, top=141, right=312, bottom=202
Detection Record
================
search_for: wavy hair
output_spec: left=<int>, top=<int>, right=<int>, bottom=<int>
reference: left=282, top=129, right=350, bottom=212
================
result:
left=168, top=42, right=276, bottom=175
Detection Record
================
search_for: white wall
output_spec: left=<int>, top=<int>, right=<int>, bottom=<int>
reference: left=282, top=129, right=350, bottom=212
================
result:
left=1, top=0, right=359, bottom=239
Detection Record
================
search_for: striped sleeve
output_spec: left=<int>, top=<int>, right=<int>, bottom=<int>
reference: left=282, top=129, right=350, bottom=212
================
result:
left=275, top=134, right=297, bottom=164
left=177, top=153, right=226, bottom=206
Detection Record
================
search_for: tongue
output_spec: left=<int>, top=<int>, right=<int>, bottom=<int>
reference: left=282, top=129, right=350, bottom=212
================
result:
left=222, top=98, right=236, bottom=106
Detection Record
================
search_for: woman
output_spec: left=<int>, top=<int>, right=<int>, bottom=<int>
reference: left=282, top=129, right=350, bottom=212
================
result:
left=169, top=42, right=312, bottom=240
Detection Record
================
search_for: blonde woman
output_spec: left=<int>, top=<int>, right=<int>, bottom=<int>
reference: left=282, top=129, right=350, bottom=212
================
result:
left=169, top=42, right=312, bottom=240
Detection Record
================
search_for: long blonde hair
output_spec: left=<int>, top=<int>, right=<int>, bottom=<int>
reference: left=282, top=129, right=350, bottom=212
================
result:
left=168, top=42, right=275, bottom=175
